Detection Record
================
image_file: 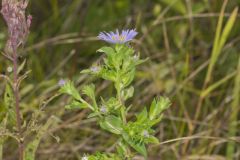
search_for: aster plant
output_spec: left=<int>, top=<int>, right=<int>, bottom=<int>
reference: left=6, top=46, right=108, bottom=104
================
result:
left=60, top=29, right=171, bottom=160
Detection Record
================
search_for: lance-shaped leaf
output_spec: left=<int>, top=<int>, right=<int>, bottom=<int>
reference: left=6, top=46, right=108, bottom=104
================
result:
left=122, top=132, right=147, bottom=158
left=149, top=97, right=171, bottom=121
left=99, top=115, right=122, bottom=135
left=145, top=135, right=159, bottom=144
left=3, top=84, right=16, bottom=126
left=123, top=86, right=134, bottom=100
left=136, top=107, right=148, bottom=123
left=82, top=84, right=97, bottom=109
left=116, top=140, right=128, bottom=159
left=97, top=46, right=115, bottom=56
left=65, top=100, right=89, bottom=110
left=59, top=81, right=81, bottom=101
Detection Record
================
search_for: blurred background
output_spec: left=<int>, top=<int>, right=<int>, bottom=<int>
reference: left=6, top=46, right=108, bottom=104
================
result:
left=0, top=0, right=240, bottom=159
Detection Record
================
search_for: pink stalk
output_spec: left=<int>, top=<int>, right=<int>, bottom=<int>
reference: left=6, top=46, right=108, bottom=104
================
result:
left=1, top=0, right=31, bottom=159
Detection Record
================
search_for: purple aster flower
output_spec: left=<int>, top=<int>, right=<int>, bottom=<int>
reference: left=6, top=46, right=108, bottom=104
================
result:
left=98, top=29, right=138, bottom=44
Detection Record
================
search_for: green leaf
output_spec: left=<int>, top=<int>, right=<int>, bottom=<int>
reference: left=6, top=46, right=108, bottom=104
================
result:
left=99, top=115, right=122, bottom=135
left=136, top=58, right=149, bottom=66
left=116, top=140, right=128, bottom=159
left=117, top=45, right=134, bottom=56
left=121, top=69, right=135, bottom=87
left=82, top=84, right=95, bottom=98
left=101, top=69, right=116, bottom=81
left=80, top=69, right=91, bottom=74
left=149, top=97, right=171, bottom=120
left=4, top=84, right=13, bottom=109
left=123, top=86, right=134, bottom=100
left=122, top=132, right=147, bottom=158
left=65, top=100, right=88, bottom=110
left=103, top=97, right=121, bottom=111
left=97, top=46, right=115, bottom=56
left=146, top=136, right=159, bottom=144
left=82, top=84, right=97, bottom=109
left=81, top=66, right=101, bottom=75
left=3, top=84, right=16, bottom=125
left=136, top=107, right=148, bottom=123
left=87, top=112, right=100, bottom=118
left=149, top=116, right=163, bottom=126
left=59, top=81, right=81, bottom=100
left=98, top=46, right=120, bottom=70
left=17, top=59, right=27, bottom=74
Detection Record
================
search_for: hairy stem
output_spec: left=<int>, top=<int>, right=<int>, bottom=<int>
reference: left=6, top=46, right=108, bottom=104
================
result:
left=116, top=79, right=126, bottom=124
left=13, top=52, right=24, bottom=160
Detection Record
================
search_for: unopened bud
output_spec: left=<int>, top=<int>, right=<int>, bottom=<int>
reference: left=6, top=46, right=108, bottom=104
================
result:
left=142, top=130, right=149, bottom=138
left=58, top=79, right=66, bottom=87
left=90, top=66, right=100, bottom=73
left=100, top=105, right=107, bottom=113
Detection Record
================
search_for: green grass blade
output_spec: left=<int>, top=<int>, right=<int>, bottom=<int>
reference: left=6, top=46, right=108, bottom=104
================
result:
left=226, top=56, right=240, bottom=159
left=218, top=7, right=238, bottom=51
left=205, top=0, right=228, bottom=84
left=201, top=71, right=236, bottom=98
left=210, top=7, right=238, bottom=79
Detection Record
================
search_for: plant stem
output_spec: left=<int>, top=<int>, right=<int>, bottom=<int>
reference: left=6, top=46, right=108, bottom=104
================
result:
left=13, top=52, right=23, bottom=160
left=0, top=143, right=2, bottom=160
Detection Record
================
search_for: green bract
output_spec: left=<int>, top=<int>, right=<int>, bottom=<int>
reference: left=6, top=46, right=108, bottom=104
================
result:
left=60, top=43, right=170, bottom=159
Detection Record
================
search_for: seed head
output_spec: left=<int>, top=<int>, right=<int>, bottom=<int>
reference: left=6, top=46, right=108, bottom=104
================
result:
left=1, top=0, right=31, bottom=53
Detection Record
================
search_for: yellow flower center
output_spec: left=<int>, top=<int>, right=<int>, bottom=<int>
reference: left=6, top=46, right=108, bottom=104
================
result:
left=112, top=36, right=117, bottom=40
left=112, top=35, right=126, bottom=42
left=119, top=35, right=126, bottom=41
